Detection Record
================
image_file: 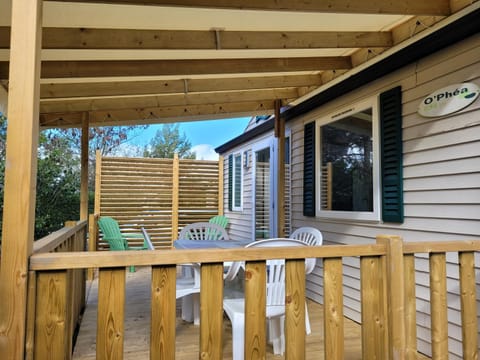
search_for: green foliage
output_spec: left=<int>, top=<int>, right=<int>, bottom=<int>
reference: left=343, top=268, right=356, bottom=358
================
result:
left=0, top=122, right=147, bottom=240
left=34, top=134, right=81, bottom=238
left=144, top=124, right=195, bottom=159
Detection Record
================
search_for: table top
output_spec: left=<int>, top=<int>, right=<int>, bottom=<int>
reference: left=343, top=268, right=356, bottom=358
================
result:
left=174, top=239, right=253, bottom=250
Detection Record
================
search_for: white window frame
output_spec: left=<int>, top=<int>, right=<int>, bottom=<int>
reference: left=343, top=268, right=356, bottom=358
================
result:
left=315, top=97, right=381, bottom=221
left=232, top=151, right=243, bottom=211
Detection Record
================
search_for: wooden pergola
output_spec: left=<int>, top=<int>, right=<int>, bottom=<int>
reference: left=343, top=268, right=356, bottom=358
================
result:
left=0, top=1, right=478, bottom=358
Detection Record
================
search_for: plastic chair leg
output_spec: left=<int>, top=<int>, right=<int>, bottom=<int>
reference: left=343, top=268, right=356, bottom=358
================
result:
left=305, top=303, right=311, bottom=335
left=231, top=312, right=245, bottom=360
left=269, top=317, right=284, bottom=355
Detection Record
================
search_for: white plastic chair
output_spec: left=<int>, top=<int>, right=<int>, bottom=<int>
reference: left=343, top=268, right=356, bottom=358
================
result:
left=178, top=222, right=229, bottom=241
left=290, top=226, right=323, bottom=246
left=177, top=222, right=230, bottom=324
left=223, top=238, right=315, bottom=360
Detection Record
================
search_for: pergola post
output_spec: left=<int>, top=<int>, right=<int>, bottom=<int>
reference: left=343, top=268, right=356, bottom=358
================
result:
left=0, top=1, right=43, bottom=358
left=80, top=114, right=90, bottom=220
left=274, top=99, right=285, bottom=237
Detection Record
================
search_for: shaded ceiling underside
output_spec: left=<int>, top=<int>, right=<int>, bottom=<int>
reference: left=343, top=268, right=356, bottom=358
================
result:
left=0, top=0, right=477, bottom=128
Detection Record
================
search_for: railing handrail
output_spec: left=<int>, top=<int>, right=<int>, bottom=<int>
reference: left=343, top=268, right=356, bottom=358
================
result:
left=29, top=243, right=388, bottom=270
left=32, top=219, right=88, bottom=254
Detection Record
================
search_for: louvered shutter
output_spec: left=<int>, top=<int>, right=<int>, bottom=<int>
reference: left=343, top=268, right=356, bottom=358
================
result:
left=303, top=122, right=316, bottom=216
left=380, top=86, right=404, bottom=223
left=228, top=154, right=233, bottom=211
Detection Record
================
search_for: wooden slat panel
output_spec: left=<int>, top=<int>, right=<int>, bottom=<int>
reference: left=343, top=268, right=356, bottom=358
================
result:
left=285, top=259, right=306, bottom=359
left=244, top=261, right=266, bottom=359
left=429, top=253, right=448, bottom=360
left=323, top=257, right=344, bottom=360
left=151, top=265, right=176, bottom=358
left=361, top=256, right=387, bottom=359
left=200, top=263, right=224, bottom=359
left=458, top=251, right=478, bottom=359
left=34, top=271, right=69, bottom=360
left=97, top=268, right=125, bottom=360
left=404, top=254, right=417, bottom=359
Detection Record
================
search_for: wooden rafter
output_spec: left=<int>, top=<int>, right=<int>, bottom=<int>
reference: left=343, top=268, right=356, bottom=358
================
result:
left=0, top=57, right=351, bottom=79
left=0, top=27, right=393, bottom=49
left=40, top=100, right=276, bottom=128
left=53, top=0, right=451, bottom=16
left=39, top=74, right=323, bottom=99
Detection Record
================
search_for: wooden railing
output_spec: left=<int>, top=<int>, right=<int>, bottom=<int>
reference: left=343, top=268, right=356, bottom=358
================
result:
left=27, top=220, right=88, bottom=360
left=27, top=235, right=479, bottom=359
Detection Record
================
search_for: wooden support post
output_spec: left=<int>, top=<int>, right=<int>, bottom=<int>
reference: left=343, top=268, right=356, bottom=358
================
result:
left=87, top=214, right=98, bottom=280
left=200, top=263, right=224, bottom=359
left=80, top=114, right=89, bottom=220
left=429, top=253, right=448, bottom=359
left=459, top=251, right=479, bottom=359
left=376, top=235, right=406, bottom=359
left=323, top=258, right=344, bottom=360
left=151, top=265, right=177, bottom=358
left=274, top=99, right=285, bottom=237
left=244, top=261, right=266, bottom=359
left=171, top=153, right=180, bottom=241
left=285, top=259, right=306, bottom=359
left=97, top=268, right=126, bottom=359
left=218, top=155, right=224, bottom=216
left=0, top=2, right=42, bottom=359
left=94, top=150, right=102, bottom=215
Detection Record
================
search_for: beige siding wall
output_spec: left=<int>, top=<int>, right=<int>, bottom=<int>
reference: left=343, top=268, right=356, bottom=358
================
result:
left=222, top=133, right=273, bottom=241
left=289, top=34, right=480, bottom=359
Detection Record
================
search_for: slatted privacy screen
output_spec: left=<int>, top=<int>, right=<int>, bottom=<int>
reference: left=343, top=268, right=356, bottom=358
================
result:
left=97, top=156, right=221, bottom=249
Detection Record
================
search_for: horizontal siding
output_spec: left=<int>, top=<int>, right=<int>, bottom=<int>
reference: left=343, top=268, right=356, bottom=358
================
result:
left=288, top=34, right=480, bottom=359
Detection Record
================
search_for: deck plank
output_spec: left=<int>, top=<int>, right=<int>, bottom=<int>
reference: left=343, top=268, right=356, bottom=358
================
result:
left=71, top=266, right=423, bottom=359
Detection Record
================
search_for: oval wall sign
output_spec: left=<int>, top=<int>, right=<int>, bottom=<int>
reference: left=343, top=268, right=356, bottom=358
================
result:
left=418, top=82, right=479, bottom=117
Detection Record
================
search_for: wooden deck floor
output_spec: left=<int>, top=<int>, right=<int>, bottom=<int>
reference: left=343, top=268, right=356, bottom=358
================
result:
left=71, top=267, right=414, bottom=359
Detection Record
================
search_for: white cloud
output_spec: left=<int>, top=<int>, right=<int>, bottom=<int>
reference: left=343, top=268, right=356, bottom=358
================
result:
left=191, top=144, right=219, bottom=160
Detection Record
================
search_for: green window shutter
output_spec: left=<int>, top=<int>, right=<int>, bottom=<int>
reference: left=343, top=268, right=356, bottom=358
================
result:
left=380, top=86, right=404, bottom=223
left=303, top=122, right=316, bottom=217
left=228, top=154, right=233, bottom=211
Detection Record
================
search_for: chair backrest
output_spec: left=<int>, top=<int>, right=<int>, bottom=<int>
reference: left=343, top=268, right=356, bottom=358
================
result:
left=178, top=222, right=229, bottom=241
left=208, top=215, right=229, bottom=229
left=290, top=226, right=323, bottom=246
left=98, top=216, right=127, bottom=250
left=224, top=238, right=316, bottom=304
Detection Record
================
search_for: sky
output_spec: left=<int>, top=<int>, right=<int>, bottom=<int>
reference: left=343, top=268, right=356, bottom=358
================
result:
left=118, top=117, right=251, bottom=160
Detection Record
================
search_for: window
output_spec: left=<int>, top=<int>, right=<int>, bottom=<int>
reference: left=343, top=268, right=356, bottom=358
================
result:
left=317, top=98, right=380, bottom=221
left=303, top=87, right=404, bottom=223
left=228, top=152, right=243, bottom=211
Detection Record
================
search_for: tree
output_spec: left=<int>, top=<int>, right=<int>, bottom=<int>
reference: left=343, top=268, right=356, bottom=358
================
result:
left=144, top=124, right=195, bottom=159
left=0, top=122, right=148, bottom=240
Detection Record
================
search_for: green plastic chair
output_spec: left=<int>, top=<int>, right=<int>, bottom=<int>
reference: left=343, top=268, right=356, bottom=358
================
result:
left=209, top=215, right=229, bottom=229
left=98, top=216, right=148, bottom=272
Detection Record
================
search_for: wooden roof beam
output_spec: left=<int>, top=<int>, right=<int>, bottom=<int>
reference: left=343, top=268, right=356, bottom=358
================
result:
left=40, top=74, right=323, bottom=98
left=40, top=100, right=276, bottom=128
left=40, top=87, right=300, bottom=113
left=0, top=27, right=393, bottom=50
left=0, top=57, right=352, bottom=79
left=52, top=0, right=452, bottom=16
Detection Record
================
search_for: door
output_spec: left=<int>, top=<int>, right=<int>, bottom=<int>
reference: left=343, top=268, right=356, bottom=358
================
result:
left=253, top=141, right=274, bottom=240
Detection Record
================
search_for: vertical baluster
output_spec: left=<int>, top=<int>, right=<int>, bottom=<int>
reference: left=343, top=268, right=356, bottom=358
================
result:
left=285, top=258, right=306, bottom=358
left=459, top=251, right=478, bottom=359
left=429, top=253, right=448, bottom=359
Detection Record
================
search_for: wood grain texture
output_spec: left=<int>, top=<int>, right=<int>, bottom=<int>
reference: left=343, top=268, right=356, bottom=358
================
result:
left=429, top=253, right=448, bottom=360
left=200, top=263, right=224, bottom=359
left=404, top=254, right=417, bottom=360
left=34, top=271, right=69, bottom=360
left=150, top=265, right=176, bottom=358
left=0, top=2, right=42, bottom=358
left=244, top=261, right=266, bottom=360
left=360, top=256, right=387, bottom=360
left=285, top=259, right=306, bottom=359
left=323, top=258, right=344, bottom=360
left=458, top=251, right=479, bottom=359
left=97, top=268, right=126, bottom=360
